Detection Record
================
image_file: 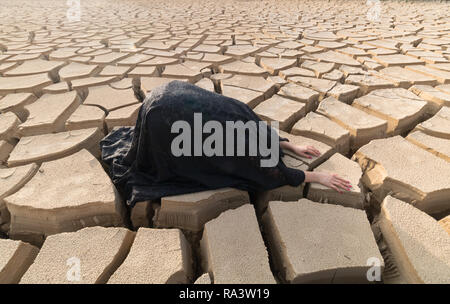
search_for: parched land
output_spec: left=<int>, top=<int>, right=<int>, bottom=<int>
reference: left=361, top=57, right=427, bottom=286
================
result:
left=0, top=0, right=449, bottom=284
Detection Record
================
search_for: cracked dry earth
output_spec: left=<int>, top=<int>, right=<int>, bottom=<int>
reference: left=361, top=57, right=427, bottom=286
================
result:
left=0, top=0, right=450, bottom=284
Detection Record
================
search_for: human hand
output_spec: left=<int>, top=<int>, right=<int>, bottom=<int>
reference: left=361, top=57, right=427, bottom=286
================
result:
left=317, top=172, right=352, bottom=193
left=294, top=145, right=321, bottom=159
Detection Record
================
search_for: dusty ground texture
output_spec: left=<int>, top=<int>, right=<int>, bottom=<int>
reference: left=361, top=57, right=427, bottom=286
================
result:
left=0, top=0, right=449, bottom=284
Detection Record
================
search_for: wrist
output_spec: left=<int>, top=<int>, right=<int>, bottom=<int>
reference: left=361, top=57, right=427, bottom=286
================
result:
left=304, top=171, right=322, bottom=183
left=280, top=141, right=297, bottom=152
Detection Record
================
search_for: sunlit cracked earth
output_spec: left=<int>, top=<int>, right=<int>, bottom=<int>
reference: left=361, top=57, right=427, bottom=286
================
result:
left=0, top=0, right=450, bottom=284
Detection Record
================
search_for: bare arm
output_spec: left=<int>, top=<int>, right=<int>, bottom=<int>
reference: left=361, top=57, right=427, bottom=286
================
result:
left=304, top=171, right=352, bottom=193
left=280, top=141, right=321, bottom=159
left=280, top=141, right=351, bottom=193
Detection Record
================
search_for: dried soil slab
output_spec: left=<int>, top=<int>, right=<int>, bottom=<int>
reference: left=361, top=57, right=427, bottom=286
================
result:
left=260, top=58, right=297, bottom=75
left=70, top=76, right=119, bottom=90
left=311, top=51, right=361, bottom=67
left=42, top=82, right=70, bottom=94
left=352, top=88, right=428, bottom=135
left=292, top=112, right=350, bottom=154
left=154, top=188, right=249, bottom=232
left=20, top=227, right=134, bottom=284
left=139, top=56, right=179, bottom=67
left=254, top=95, right=305, bottom=131
left=268, top=75, right=288, bottom=89
left=224, top=45, right=261, bottom=59
left=436, top=84, right=450, bottom=94
left=409, top=85, right=450, bottom=114
left=279, top=67, right=316, bottom=79
left=362, top=60, right=384, bottom=72
left=105, top=103, right=141, bottom=132
left=140, top=77, right=187, bottom=93
left=414, top=106, right=450, bottom=139
left=0, top=239, right=39, bottom=283
left=364, top=40, right=399, bottom=50
left=326, top=84, right=359, bottom=104
left=0, top=62, right=18, bottom=74
left=307, top=153, right=364, bottom=209
left=4, top=54, right=41, bottom=63
left=0, top=164, right=38, bottom=230
left=352, top=136, right=450, bottom=215
left=127, top=66, right=159, bottom=78
left=83, top=85, right=139, bottom=112
left=288, top=76, right=336, bottom=98
left=108, top=228, right=193, bottom=284
left=194, top=273, right=212, bottom=284
left=219, top=60, right=268, bottom=77
left=0, top=73, right=52, bottom=95
left=4, top=59, right=65, bottom=79
left=378, top=67, right=437, bottom=87
left=0, top=112, right=21, bottom=141
left=130, top=201, right=154, bottom=229
left=162, top=61, right=210, bottom=82
left=99, top=65, right=131, bottom=77
left=369, top=70, right=415, bottom=89
left=262, top=200, right=383, bottom=283
left=345, top=74, right=396, bottom=96
left=198, top=53, right=233, bottom=65
left=323, top=69, right=344, bottom=82
left=192, top=44, right=222, bottom=53
left=277, top=41, right=304, bottom=50
left=253, top=155, right=307, bottom=216
left=18, top=91, right=81, bottom=136
left=301, top=61, right=335, bottom=77
left=367, top=48, right=398, bottom=57
left=58, top=62, right=100, bottom=81
left=336, top=46, right=368, bottom=58
left=90, top=52, right=129, bottom=66
left=195, top=78, right=215, bottom=92
left=378, top=196, right=450, bottom=284
left=374, top=54, right=423, bottom=67
left=200, top=204, right=275, bottom=284
left=339, top=65, right=368, bottom=77
left=117, top=54, right=153, bottom=66
left=406, top=131, right=450, bottom=162
left=278, top=83, right=319, bottom=113
left=7, top=128, right=103, bottom=167
left=279, top=130, right=334, bottom=169
left=405, top=65, right=450, bottom=84
left=221, top=85, right=265, bottom=109
left=301, top=46, right=323, bottom=54
left=0, top=140, right=13, bottom=163
left=218, top=74, right=276, bottom=97
left=306, top=31, right=340, bottom=41
left=65, top=105, right=105, bottom=131
left=0, top=93, right=37, bottom=121
left=429, top=63, right=450, bottom=72
left=109, top=78, right=135, bottom=90
left=5, top=149, right=125, bottom=244
left=317, top=97, right=387, bottom=149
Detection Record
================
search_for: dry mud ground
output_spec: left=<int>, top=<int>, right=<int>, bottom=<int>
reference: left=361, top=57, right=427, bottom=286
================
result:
left=0, top=0, right=450, bottom=284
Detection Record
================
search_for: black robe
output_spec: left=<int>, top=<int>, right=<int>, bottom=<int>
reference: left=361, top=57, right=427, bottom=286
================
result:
left=100, top=81, right=305, bottom=207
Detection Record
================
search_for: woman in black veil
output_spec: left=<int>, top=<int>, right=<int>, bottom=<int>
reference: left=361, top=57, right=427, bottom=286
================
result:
left=100, top=81, right=351, bottom=208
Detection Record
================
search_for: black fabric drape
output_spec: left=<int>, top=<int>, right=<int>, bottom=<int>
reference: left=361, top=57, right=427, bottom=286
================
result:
left=100, top=81, right=305, bottom=207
